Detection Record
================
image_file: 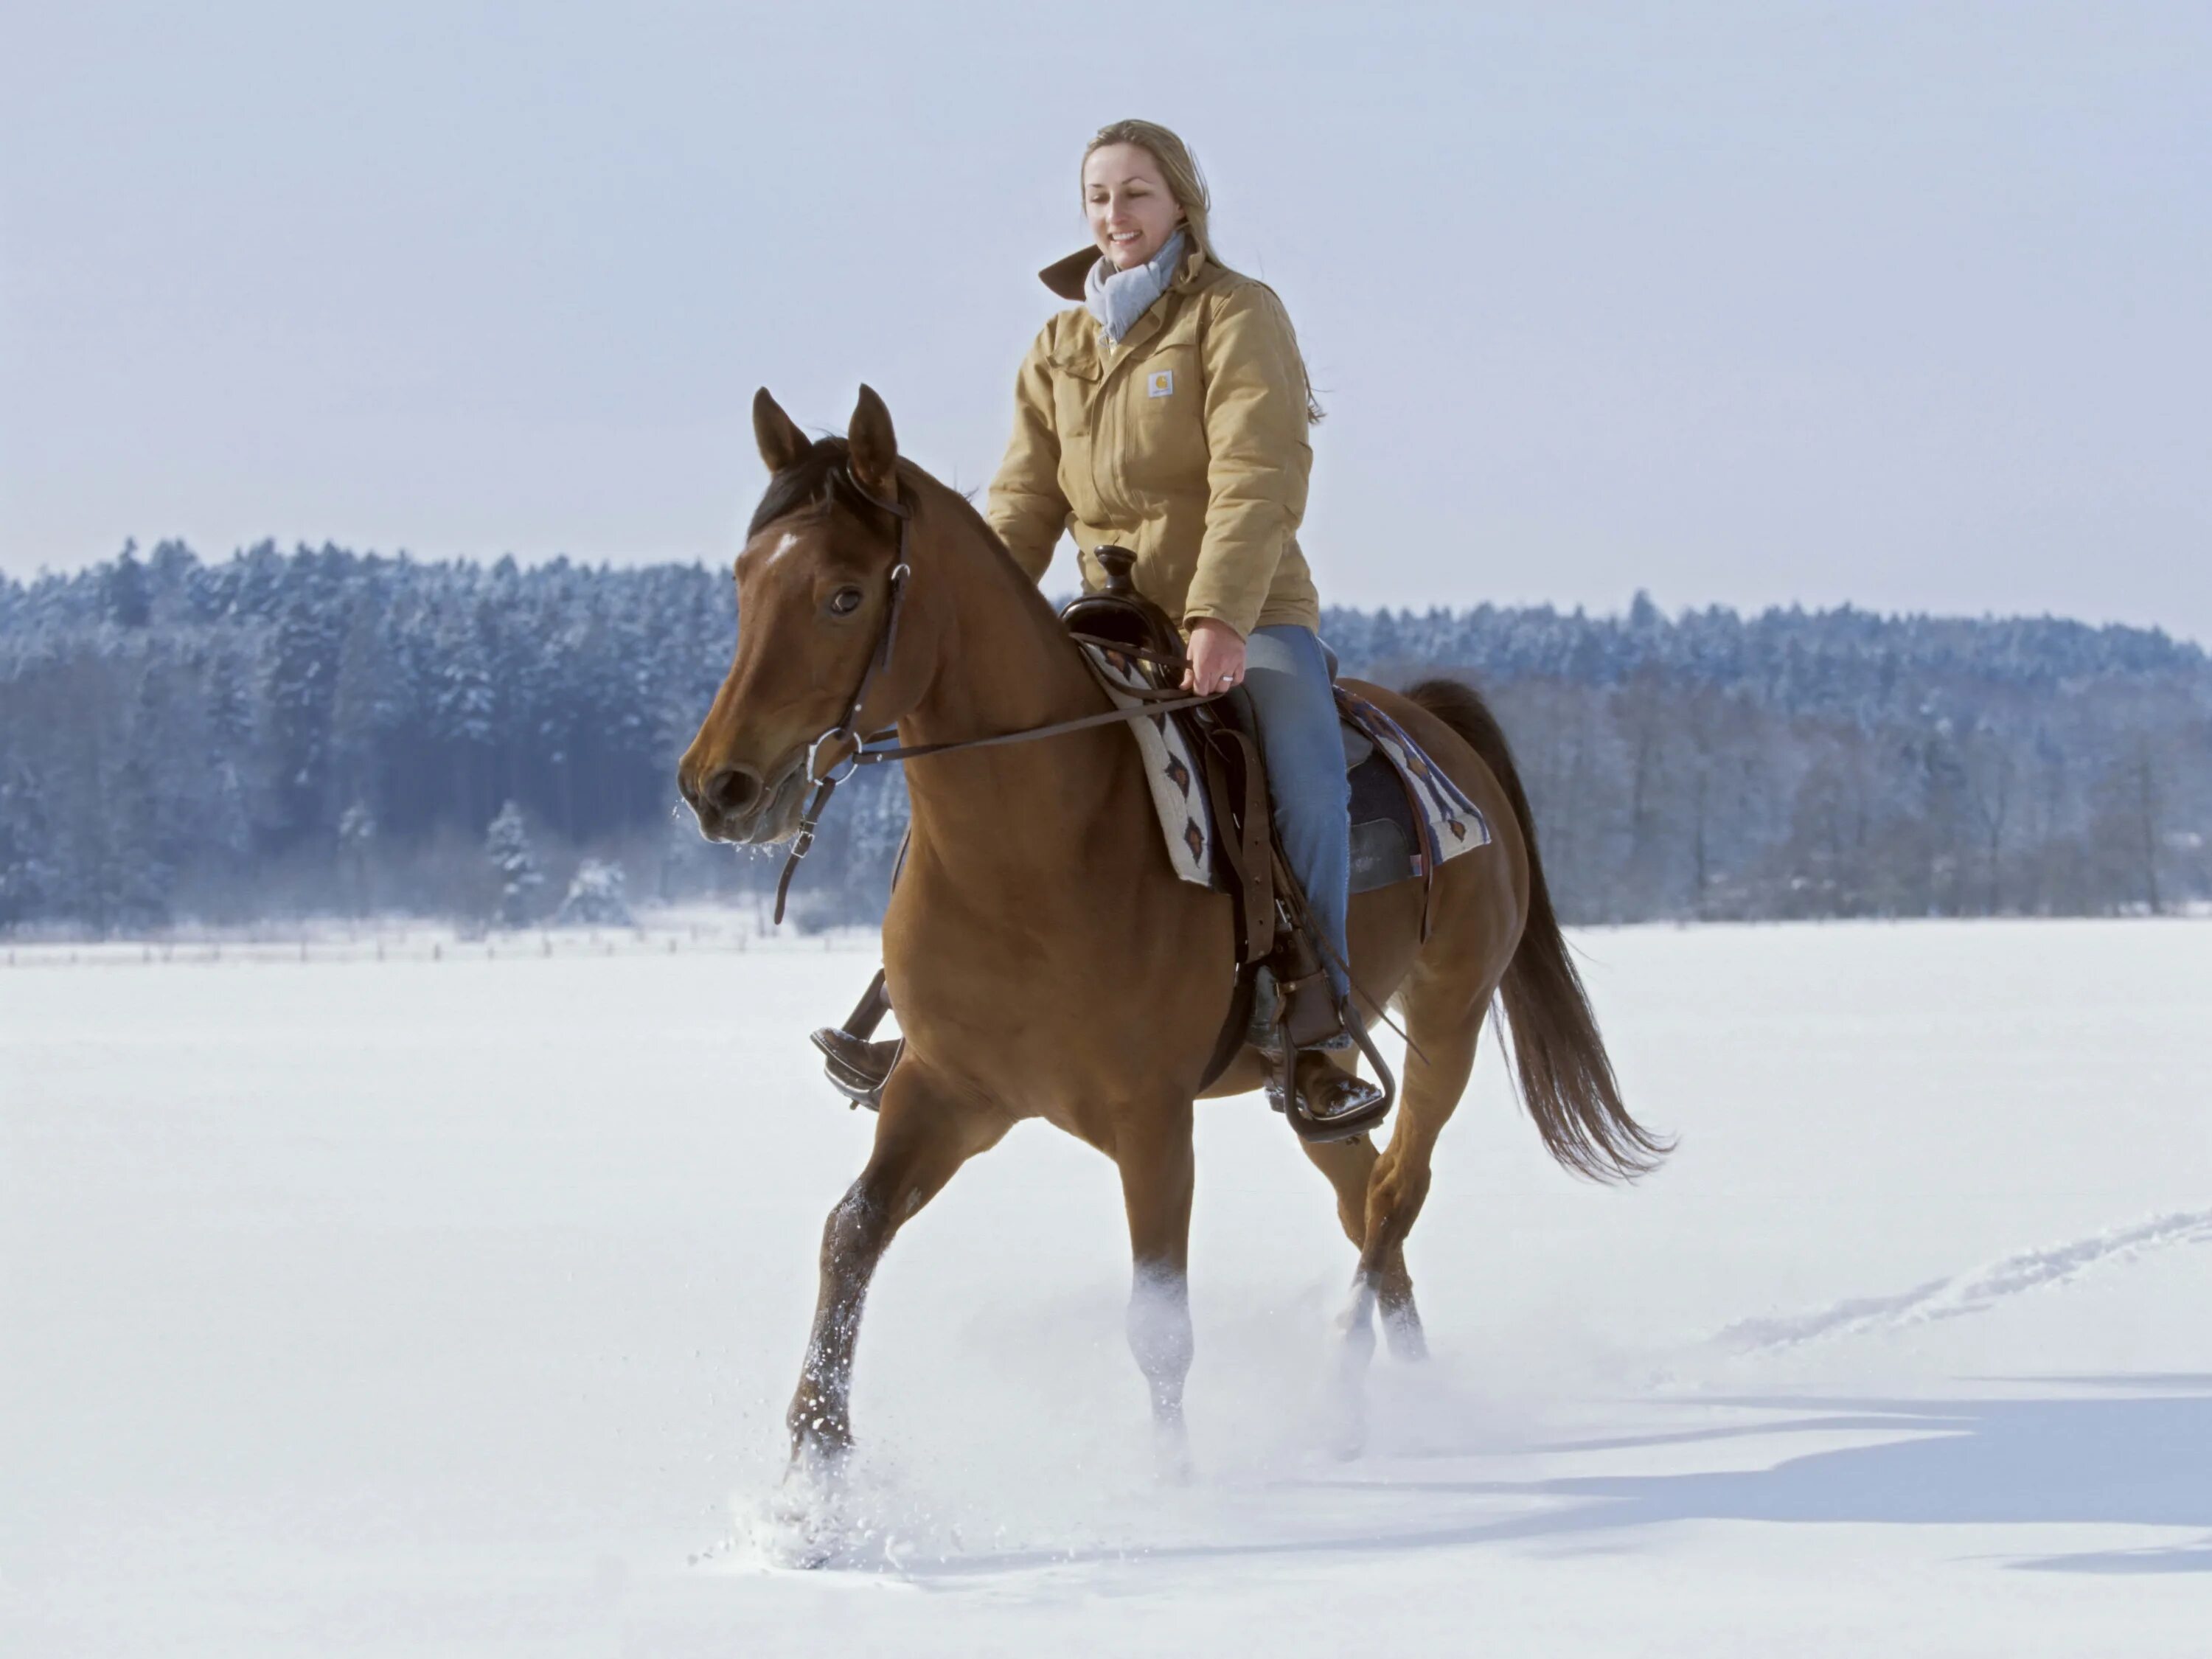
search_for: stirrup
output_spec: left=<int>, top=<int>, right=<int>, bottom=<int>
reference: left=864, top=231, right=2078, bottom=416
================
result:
left=810, top=1027, right=902, bottom=1110
left=1267, top=1048, right=1389, bottom=1145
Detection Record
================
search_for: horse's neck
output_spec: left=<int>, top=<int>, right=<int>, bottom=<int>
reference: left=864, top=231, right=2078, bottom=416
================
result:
left=897, top=505, right=1126, bottom=863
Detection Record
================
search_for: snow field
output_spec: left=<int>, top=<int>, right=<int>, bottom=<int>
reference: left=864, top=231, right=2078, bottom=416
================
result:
left=3, top=917, right=2208, bottom=1655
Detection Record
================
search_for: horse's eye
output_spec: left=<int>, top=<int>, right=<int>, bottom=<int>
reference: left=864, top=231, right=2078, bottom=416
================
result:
left=829, top=586, right=863, bottom=616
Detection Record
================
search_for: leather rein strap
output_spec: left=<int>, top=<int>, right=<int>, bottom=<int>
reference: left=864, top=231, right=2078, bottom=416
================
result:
left=772, top=470, right=1224, bottom=922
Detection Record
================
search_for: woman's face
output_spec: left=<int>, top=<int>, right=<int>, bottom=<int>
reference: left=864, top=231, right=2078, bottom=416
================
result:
left=1083, top=142, right=1183, bottom=271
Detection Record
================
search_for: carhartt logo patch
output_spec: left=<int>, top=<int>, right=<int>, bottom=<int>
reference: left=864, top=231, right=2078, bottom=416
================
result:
left=1147, top=369, right=1175, bottom=398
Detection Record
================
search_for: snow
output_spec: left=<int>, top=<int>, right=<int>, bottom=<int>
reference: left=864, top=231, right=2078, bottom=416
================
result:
left=3, top=918, right=2208, bottom=1655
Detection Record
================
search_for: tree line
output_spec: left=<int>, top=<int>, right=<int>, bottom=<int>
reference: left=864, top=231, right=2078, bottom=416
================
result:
left=2, top=542, right=2205, bottom=933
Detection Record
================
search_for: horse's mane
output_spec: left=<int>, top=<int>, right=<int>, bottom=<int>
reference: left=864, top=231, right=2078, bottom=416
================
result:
left=748, top=437, right=1062, bottom=624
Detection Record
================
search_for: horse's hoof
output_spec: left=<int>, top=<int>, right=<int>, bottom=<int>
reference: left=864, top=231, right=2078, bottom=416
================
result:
left=1382, top=1306, right=1429, bottom=1363
left=759, top=1441, right=860, bottom=1568
left=1152, top=1417, right=1195, bottom=1486
left=787, top=1430, right=852, bottom=1479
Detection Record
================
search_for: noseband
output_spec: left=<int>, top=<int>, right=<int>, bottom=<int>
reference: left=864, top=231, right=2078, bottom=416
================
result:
left=768, top=466, right=1223, bottom=922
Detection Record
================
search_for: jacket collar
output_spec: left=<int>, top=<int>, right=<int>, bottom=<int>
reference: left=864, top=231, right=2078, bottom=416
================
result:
left=1039, top=237, right=1210, bottom=302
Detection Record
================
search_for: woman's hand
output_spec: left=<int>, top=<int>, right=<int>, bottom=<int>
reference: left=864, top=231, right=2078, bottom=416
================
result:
left=1180, top=618, right=1248, bottom=695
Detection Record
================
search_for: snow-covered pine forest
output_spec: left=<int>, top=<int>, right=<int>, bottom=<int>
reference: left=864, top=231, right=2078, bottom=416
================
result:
left=3, top=540, right=2207, bottom=933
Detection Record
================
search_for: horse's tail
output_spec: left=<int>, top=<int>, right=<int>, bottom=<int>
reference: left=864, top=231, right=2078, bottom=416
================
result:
left=1405, top=677, right=1673, bottom=1183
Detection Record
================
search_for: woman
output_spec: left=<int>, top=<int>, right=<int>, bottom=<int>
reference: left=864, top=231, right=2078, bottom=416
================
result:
left=816, top=119, right=1380, bottom=1127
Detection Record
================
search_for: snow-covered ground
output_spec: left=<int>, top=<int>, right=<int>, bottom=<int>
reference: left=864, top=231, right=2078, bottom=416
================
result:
left=4, top=919, right=2208, bottom=1656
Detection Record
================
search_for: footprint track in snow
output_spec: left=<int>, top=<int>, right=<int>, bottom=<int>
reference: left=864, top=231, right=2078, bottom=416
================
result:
left=1717, top=1208, right=2212, bottom=1354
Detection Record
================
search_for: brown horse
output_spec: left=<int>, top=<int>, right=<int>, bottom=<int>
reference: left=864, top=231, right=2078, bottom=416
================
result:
left=678, top=385, right=1666, bottom=1469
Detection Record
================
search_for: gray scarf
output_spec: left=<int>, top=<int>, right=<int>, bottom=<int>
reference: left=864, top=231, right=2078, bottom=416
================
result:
left=1084, top=229, right=1187, bottom=345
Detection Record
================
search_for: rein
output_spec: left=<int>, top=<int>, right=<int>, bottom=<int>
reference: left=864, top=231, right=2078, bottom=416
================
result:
left=771, top=471, right=1222, bottom=922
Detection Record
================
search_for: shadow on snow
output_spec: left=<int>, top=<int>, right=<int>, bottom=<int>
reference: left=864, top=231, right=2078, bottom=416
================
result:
left=902, top=1378, right=2212, bottom=1580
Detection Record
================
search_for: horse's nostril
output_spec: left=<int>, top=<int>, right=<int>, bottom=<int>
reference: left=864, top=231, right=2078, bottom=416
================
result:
left=703, top=764, right=763, bottom=817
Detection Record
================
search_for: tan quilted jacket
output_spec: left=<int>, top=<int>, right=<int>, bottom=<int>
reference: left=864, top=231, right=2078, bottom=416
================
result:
left=984, top=242, right=1321, bottom=639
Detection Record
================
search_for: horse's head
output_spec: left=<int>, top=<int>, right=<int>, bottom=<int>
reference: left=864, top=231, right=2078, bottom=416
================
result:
left=677, top=385, right=926, bottom=844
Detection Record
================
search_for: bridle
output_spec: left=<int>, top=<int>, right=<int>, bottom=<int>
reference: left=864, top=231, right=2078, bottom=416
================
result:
left=768, top=467, right=1225, bottom=922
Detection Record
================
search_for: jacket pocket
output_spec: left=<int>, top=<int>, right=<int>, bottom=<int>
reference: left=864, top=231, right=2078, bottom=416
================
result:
left=1122, top=336, right=1206, bottom=502
left=1048, top=342, right=1102, bottom=442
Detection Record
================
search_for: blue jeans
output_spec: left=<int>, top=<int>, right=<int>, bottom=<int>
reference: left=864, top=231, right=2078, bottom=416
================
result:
left=1243, top=625, right=1351, bottom=1000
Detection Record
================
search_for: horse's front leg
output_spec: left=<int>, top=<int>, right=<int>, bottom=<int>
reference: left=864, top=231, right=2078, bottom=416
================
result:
left=788, top=1063, right=1005, bottom=1464
left=1114, top=1101, right=1197, bottom=1478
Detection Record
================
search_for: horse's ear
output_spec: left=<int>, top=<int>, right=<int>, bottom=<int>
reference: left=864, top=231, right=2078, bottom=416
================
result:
left=847, top=383, right=899, bottom=504
left=754, top=388, right=810, bottom=476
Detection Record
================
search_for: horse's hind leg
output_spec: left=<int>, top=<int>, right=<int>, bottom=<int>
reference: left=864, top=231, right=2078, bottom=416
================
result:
left=787, top=1062, right=1008, bottom=1464
left=1292, top=1141, right=1398, bottom=1354
left=1292, top=1124, right=1425, bottom=1336
left=1361, top=980, right=1489, bottom=1362
left=1114, top=1102, right=1197, bottom=1475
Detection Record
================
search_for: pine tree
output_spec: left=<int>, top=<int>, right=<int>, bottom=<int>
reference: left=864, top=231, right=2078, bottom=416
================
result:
left=484, top=801, right=543, bottom=925
left=555, top=858, right=633, bottom=926
left=338, top=802, right=378, bottom=915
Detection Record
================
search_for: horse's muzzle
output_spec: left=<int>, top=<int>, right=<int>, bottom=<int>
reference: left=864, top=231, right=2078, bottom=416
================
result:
left=679, top=752, right=809, bottom=845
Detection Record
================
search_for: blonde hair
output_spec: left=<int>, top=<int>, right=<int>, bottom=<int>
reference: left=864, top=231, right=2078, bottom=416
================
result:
left=1083, top=119, right=1324, bottom=424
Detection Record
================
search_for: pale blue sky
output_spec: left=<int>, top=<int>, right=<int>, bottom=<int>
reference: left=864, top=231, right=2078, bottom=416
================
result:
left=4, top=1, right=2208, bottom=640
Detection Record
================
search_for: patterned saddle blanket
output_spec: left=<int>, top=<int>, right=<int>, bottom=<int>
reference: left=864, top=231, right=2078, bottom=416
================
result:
left=1079, top=644, right=1490, bottom=897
